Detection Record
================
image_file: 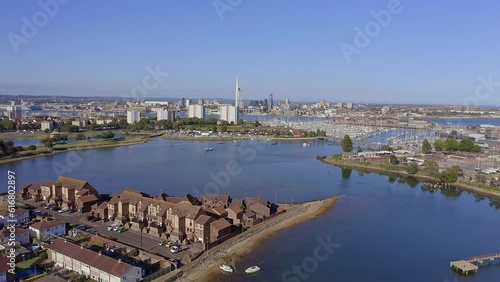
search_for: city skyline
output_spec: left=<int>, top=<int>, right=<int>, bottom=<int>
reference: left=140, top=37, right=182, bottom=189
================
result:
left=1, top=1, right=500, bottom=105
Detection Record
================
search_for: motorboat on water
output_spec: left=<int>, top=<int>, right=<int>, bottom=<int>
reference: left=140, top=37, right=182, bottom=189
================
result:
left=205, top=147, right=213, bottom=152
left=220, top=264, right=234, bottom=272
left=245, top=266, right=261, bottom=273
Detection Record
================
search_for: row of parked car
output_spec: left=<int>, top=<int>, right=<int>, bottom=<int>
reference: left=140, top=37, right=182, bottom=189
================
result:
left=41, top=203, right=76, bottom=213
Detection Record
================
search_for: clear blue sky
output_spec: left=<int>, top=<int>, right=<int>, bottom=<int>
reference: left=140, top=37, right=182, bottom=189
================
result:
left=1, top=0, right=499, bottom=105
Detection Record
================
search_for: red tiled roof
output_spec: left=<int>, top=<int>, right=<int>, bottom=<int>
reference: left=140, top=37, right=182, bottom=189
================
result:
left=0, top=256, right=11, bottom=273
left=78, top=194, right=98, bottom=203
left=210, top=218, right=231, bottom=231
left=49, top=239, right=136, bottom=277
left=30, top=219, right=65, bottom=231
left=56, top=176, right=90, bottom=190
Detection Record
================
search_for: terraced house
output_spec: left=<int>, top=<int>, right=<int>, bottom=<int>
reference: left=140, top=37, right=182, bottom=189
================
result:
left=98, top=189, right=215, bottom=243
left=31, top=176, right=99, bottom=211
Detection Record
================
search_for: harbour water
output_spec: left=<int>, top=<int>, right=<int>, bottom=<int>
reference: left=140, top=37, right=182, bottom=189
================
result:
left=4, top=138, right=500, bottom=281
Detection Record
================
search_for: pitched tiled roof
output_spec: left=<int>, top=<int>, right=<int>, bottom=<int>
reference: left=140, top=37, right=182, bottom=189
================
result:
left=210, top=218, right=231, bottom=231
left=30, top=219, right=65, bottom=231
left=0, top=256, right=11, bottom=273
left=56, top=176, right=89, bottom=190
left=78, top=194, right=98, bottom=203
left=49, top=239, right=136, bottom=277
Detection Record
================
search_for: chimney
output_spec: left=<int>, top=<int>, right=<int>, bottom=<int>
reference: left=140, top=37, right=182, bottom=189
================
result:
left=81, top=245, right=83, bottom=249
left=118, top=259, right=122, bottom=263
left=98, top=251, right=102, bottom=256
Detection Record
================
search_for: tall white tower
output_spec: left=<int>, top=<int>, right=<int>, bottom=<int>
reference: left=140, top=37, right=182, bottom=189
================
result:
left=235, top=76, right=241, bottom=108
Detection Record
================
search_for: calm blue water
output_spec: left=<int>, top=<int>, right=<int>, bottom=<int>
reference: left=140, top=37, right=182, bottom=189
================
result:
left=3, top=139, right=500, bottom=281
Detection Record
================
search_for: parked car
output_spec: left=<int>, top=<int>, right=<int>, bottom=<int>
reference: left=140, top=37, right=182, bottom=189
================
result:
left=51, top=207, right=61, bottom=211
left=58, top=208, right=69, bottom=213
left=165, top=241, right=174, bottom=247
left=170, top=246, right=180, bottom=253
left=92, top=217, right=101, bottom=222
left=86, top=216, right=95, bottom=221
left=159, top=241, right=167, bottom=246
left=69, top=209, right=77, bottom=213
left=116, top=227, right=127, bottom=233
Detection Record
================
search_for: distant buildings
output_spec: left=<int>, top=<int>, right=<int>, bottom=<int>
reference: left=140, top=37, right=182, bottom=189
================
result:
left=157, top=110, right=175, bottom=121
left=40, top=121, right=53, bottom=131
left=126, top=110, right=141, bottom=124
left=269, top=93, right=274, bottom=110
left=188, top=105, right=206, bottom=119
left=6, top=103, right=22, bottom=120
left=337, top=102, right=343, bottom=108
left=346, top=102, right=353, bottom=109
left=219, top=105, right=238, bottom=124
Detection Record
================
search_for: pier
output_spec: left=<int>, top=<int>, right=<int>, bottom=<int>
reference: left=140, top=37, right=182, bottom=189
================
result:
left=450, top=252, right=500, bottom=275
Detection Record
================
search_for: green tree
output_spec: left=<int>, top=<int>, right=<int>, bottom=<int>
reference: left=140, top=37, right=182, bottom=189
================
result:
left=357, top=147, right=363, bottom=153
left=422, top=139, right=431, bottom=154
left=28, top=145, right=37, bottom=151
left=407, top=162, right=418, bottom=175
left=75, top=134, right=86, bottom=141
left=471, top=145, right=481, bottom=153
left=253, top=120, right=261, bottom=127
left=341, top=135, right=353, bottom=152
left=42, top=138, right=54, bottom=148
left=389, top=154, right=399, bottom=164
left=434, top=139, right=445, bottom=151
left=101, top=131, right=115, bottom=140
left=450, top=165, right=464, bottom=177
left=423, top=160, right=440, bottom=178
left=444, top=138, right=459, bottom=151
left=459, top=138, right=475, bottom=152
left=381, top=144, right=392, bottom=151
left=439, top=167, right=458, bottom=183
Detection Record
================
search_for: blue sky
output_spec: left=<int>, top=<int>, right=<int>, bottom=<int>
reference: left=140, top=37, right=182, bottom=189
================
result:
left=1, top=0, right=499, bottom=105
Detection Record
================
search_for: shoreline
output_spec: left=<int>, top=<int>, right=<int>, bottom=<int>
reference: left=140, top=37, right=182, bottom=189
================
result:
left=321, top=158, right=500, bottom=200
left=161, top=135, right=325, bottom=142
left=174, top=196, right=341, bottom=282
left=0, top=135, right=151, bottom=165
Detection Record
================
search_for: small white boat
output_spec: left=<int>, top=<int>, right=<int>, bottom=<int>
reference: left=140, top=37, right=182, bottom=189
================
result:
left=220, top=264, right=234, bottom=272
left=245, top=266, right=261, bottom=273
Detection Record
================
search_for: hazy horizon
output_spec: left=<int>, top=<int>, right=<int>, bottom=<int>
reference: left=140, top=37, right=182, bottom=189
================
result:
left=1, top=1, right=500, bottom=106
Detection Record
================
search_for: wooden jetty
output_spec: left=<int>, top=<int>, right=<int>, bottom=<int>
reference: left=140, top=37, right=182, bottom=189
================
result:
left=450, top=252, right=500, bottom=275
